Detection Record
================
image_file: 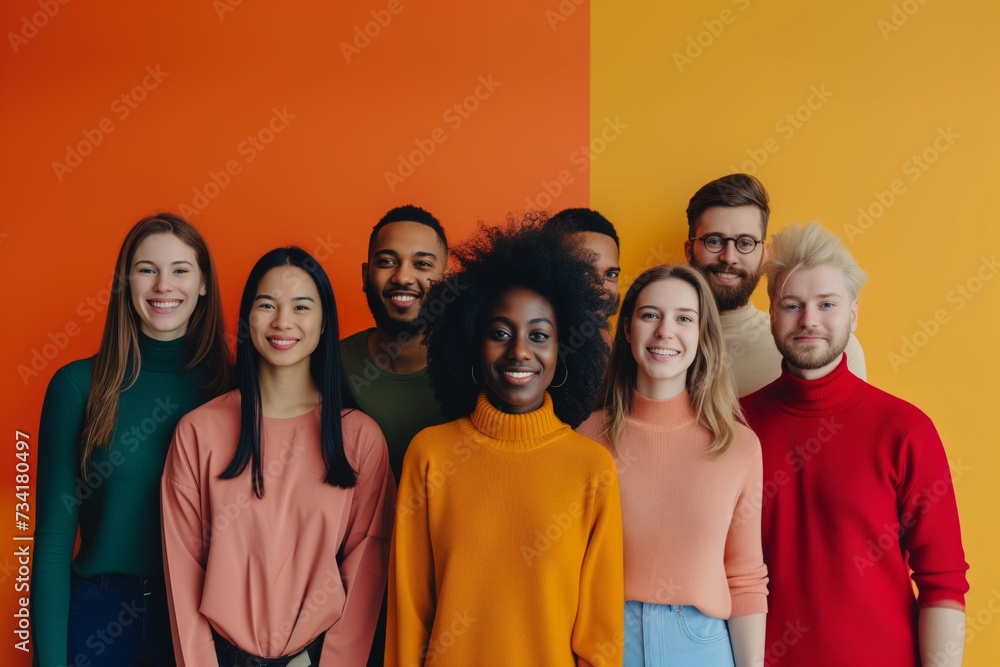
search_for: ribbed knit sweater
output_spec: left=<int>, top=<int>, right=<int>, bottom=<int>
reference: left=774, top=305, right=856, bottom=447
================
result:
left=387, top=393, right=625, bottom=667
left=741, top=356, right=968, bottom=666
left=32, top=335, right=212, bottom=666
left=578, top=391, right=768, bottom=620
left=721, top=303, right=866, bottom=397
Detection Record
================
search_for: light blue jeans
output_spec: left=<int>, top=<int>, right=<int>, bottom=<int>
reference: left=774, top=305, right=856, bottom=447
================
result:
left=624, top=601, right=735, bottom=667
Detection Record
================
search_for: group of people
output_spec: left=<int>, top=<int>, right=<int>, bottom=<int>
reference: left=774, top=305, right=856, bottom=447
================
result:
left=32, top=173, right=968, bottom=667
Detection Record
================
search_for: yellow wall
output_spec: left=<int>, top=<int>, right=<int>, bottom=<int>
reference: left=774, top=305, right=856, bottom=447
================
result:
left=591, top=1, right=1000, bottom=663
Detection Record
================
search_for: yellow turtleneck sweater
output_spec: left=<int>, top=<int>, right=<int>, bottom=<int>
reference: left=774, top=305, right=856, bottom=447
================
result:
left=387, top=393, right=624, bottom=667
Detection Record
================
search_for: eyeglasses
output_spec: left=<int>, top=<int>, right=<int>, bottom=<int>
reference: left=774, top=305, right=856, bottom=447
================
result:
left=691, top=234, right=763, bottom=255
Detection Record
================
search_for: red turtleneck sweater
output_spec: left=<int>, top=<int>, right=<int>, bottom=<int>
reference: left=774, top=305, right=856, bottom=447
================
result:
left=741, top=355, right=968, bottom=666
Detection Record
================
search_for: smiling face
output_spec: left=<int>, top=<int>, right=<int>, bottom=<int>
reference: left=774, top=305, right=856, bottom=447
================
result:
left=129, top=233, right=206, bottom=341
left=479, top=287, right=559, bottom=414
left=770, top=264, right=858, bottom=380
left=685, top=205, right=764, bottom=312
left=625, top=278, right=700, bottom=399
left=250, top=266, right=324, bottom=373
left=363, top=220, right=447, bottom=336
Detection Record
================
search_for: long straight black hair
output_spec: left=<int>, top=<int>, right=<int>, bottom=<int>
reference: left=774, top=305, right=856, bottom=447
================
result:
left=220, top=246, right=357, bottom=497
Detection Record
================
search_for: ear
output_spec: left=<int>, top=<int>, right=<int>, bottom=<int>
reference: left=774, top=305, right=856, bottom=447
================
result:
left=361, top=262, right=368, bottom=292
left=850, top=298, right=859, bottom=333
left=683, top=238, right=694, bottom=263
left=199, top=278, right=207, bottom=297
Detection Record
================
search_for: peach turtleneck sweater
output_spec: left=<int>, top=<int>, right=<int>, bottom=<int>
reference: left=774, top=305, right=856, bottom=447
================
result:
left=161, top=390, right=395, bottom=666
left=578, top=390, right=768, bottom=619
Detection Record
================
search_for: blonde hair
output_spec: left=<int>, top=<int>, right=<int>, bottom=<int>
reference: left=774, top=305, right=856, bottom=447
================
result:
left=765, top=222, right=867, bottom=301
left=599, top=265, right=743, bottom=456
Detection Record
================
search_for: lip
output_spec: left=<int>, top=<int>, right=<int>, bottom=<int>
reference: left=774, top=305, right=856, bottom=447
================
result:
left=710, top=270, right=742, bottom=284
left=498, top=368, right=539, bottom=385
left=266, top=336, right=299, bottom=350
left=646, top=347, right=681, bottom=361
left=385, top=290, right=421, bottom=309
left=147, top=299, right=183, bottom=313
left=793, top=336, right=827, bottom=343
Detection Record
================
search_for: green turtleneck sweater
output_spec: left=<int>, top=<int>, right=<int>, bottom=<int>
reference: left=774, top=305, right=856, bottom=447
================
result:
left=31, top=334, right=213, bottom=666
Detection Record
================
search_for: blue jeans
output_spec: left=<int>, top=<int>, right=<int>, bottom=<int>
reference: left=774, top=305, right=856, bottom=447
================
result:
left=624, top=601, right=735, bottom=667
left=66, top=573, right=175, bottom=667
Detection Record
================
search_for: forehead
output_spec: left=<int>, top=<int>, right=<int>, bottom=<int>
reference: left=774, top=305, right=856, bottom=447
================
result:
left=370, top=220, right=445, bottom=257
left=571, top=231, right=619, bottom=268
left=487, top=287, right=556, bottom=322
left=693, top=205, right=763, bottom=238
left=636, top=277, right=699, bottom=310
left=133, top=233, right=196, bottom=261
left=776, top=265, right=851, bottom=299
left=257, top=265, right=319, bottom=296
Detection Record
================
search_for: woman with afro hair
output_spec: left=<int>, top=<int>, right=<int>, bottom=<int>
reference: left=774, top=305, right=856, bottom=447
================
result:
left=386, top=219, right=625, bottom=667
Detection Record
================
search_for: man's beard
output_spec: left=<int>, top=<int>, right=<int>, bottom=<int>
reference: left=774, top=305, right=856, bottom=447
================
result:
left=774, top=325, right=851, bottom=371
left=691, top=259, right=763, bottom=311
left=364, top=277, right=426, bottom=338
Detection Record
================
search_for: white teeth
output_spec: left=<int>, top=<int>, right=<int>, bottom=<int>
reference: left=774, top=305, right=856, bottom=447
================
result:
left=648, top=348, right=679, bottom=356
left=504, top=371, right=535, bottom=378
left=268, top=338, right=296, bottom=347
left=716, top=273, right=738, bottom=279
left=391, top=295, right=417, bottom=302
left=149, top=300, right=180, bottom=308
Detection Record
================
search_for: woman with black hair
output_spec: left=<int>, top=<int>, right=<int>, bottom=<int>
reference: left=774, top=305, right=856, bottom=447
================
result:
left=387, top=221, right=625, bottom=667
left=161, top=247, right=394, bottom=666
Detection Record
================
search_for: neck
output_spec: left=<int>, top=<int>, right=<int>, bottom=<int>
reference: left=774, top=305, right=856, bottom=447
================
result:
left=635, top=375, right=687, bottom=400
left=257, top=362, right=320, bottom=418
left=368, top=328, right=427, bottom=373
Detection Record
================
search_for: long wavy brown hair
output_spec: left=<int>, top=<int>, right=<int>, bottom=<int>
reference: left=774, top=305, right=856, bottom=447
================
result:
left=79, top=213, right=231, bottom=475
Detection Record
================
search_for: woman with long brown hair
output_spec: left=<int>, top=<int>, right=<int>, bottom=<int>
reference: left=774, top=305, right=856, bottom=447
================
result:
left=32, top=213, right=231, bottom=666
left=578, top=264, right=768, bottom=667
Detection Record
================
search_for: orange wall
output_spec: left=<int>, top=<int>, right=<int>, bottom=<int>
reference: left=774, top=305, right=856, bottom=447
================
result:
left=0, top=1, right=588, bottom=663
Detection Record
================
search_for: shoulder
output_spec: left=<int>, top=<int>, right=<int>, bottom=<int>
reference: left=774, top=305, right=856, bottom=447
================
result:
left=46, top=357, right=95, bottom=394
left=729, top=421, right=762, bottom=460
left=339, top=408, right=386, bottom=451
left=857, top=382, right=935, bottom=433
left=339, top=329, right=373, bottom=361
left=560, top=428, right=618, bottom=472
left=576, top=409, right=609, bottom=442
left=175, top=390, right=241, bottom=432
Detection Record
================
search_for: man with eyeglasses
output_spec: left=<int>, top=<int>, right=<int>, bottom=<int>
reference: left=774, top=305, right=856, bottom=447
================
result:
left=684, top=173, right=866, bottom=396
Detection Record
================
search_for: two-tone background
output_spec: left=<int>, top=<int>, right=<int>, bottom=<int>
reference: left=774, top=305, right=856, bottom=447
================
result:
left=1, top=1, right=997, bottom=664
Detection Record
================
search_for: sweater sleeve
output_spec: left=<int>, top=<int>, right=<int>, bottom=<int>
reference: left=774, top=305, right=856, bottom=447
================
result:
left=725, top=440, right=769, bottom=616
left=385, top=437, right=436, bottom=667
left=896, top=419, right=968, bottom=608
left=573, top=465, right=625, bottom=667
left=320, top=416, right=396, bottom=666
left=161, top=417, right=218, bottom=666
left=31, top=365, right=89, bottom=667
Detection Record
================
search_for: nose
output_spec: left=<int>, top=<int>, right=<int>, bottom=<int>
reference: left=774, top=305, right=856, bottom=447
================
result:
left=272, top=304, right=293, bottom=329
left=798, top=304, right=819, bottom=328
left=717, top=239, right=740, bottom=265
left=392, top=262, right=416, bottom=287
left=655, top=318, right=676, bottom=339
left=153, top=272, right=173, bottom=292
left=508, top=334, right=532, bottom=360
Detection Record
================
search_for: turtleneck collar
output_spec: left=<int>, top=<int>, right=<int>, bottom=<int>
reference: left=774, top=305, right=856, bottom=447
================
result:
left=466, top=392, right=570, bottom=452
left=138, top=333, right=193, bottom=373
left=718, top=302, right=760, bottom=327
left=626, top=389, right=698, bottom=432
left=773, top=353, right=865, bottom=415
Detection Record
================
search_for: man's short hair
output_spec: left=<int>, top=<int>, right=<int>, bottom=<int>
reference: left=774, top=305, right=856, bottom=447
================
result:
left=764, top=222, right=868, bottom=300
left=368, top=205, right=448, bottom=255
left=686, top=173, right=770, bottom=238
left=545, top=208, right=620, bottom=249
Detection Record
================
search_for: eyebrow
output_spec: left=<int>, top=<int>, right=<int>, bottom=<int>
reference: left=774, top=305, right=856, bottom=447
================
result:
left=133, top=259, right=194, bottom=266
left=637, top=305, right=698, bottom=313
left=373, top=249, right=439, bottom=260
left=778, top=293, right=843, bottom=301
left=254, top=294, right=316, bottom=302
left=487, top=316, right=555, bottom=327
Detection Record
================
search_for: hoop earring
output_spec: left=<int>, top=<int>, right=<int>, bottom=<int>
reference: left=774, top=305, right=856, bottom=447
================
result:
left=550, top=363, right=569, bottom=389
left=471, top=364, right=483, bottom=386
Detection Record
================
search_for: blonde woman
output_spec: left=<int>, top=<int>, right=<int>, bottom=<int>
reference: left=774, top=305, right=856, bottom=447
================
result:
left=578, top=264, right=767, bottom=667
